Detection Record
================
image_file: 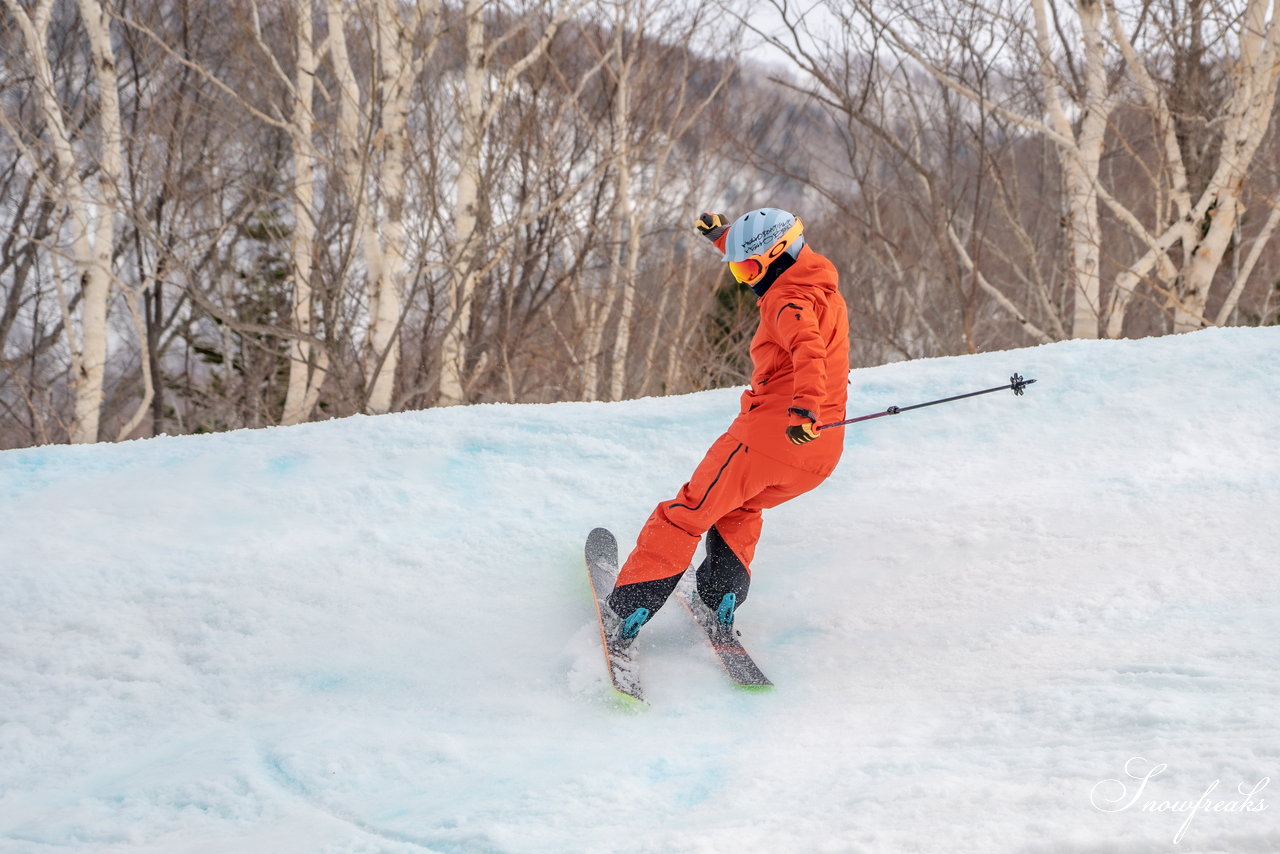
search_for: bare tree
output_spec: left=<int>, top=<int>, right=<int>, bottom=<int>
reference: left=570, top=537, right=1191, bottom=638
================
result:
left=1105, top=0, right=1280, bottom=333
left=743, top=0, right=1280, bottom=345
left=3, top=0, right=126, bottom=443
left=322, top=0, right=440, bottom=416
left=2, top=0, right=766, bottom=447
left=435, top=0, right=588, bottom=406
left=278, top=0, right=327, bottom=424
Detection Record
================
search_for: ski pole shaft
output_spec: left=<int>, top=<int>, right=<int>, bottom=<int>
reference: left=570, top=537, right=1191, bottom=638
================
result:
left=817, top=373, right=1036, bottom=431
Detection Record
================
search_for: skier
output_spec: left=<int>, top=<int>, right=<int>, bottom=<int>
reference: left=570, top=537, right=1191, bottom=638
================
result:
left=603, top=207, right=850, bottom=647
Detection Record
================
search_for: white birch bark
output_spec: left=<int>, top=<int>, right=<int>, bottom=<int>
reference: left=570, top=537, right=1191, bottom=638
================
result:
left=1172, top=0, right=1280, bottom=332
left=437, top=0, right=487, bottom=408
left=325, top=0, right=387, bottom=414
left=281, top=1, right=325, bottom=425
left=363, top=0, right=418, bottom=414
left=1097, top=0, right=1280, bottom=335
left=73, top=0, right=123, bottom=443
left=1100, top=0, right=1191, bottom=337
left=1031, top=0, right=1112, bottom=339
left=4, top=0, right=122, bottom=443
left=323, top=0, right=429, bottom=414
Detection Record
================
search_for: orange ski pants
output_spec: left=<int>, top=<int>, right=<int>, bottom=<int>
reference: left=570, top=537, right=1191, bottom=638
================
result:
left=612, top=433, right=829, bottom=606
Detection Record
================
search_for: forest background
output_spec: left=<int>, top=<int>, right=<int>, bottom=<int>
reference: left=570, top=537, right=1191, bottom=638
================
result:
left=2, top=0, right=1278, bottom=449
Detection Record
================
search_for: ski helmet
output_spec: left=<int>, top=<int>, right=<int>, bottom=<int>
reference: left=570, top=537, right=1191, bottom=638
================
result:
left=722, top=208, right=805, bottom=285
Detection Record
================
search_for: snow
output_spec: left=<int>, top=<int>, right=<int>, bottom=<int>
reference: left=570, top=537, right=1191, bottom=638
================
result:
left=1, top=327, right=1278, bottom=853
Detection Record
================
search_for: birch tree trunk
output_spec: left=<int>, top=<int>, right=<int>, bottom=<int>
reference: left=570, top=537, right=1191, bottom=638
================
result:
left=1097, top=0, right=1280, bottom=335
left=324, top=0, right=428, bottom=414
left=74, top=0, right=123, bottom=442
left=1172, top=0, right=1280, bottom=332
left=1032, top=0, right=1112, bottom=339
left=281, top=1, right=326, bottom=425
left=3, top=0, right=123, bottom=443
left=1099, top=0, right=1192, bottom=338
left=325, top=0, right=385, bottom=414
left=437, top=0, right=486, bottom=407
left=364, top=0, right=419, bottom=414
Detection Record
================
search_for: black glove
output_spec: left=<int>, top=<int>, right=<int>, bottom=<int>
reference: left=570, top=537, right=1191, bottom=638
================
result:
left=786, top=422, right=820, bottom=445
left=694, top=212, right=730, bottom=242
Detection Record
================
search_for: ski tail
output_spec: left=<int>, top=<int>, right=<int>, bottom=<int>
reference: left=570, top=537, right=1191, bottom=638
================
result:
left=677, top=573, right=773, bottom=688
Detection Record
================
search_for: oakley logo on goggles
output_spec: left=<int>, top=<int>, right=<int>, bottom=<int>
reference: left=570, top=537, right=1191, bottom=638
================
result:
left=728, top=218, right=803, bottom=285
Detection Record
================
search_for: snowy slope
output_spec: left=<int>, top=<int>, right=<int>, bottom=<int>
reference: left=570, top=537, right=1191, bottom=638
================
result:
left=1, top=328, right=1278, bottom=854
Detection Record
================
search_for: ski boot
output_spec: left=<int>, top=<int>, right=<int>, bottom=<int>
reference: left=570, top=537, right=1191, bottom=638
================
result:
left=601, top=601, right=651, bottom=651
left=692, top=591, right=738, bottom=639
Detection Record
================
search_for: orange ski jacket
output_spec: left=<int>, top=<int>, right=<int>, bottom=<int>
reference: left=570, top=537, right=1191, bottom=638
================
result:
left=716, top=236, right=850, bottom=476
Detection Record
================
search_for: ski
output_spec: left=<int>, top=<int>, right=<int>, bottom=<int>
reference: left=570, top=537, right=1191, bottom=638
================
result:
left=676, top=573, right=773, bottom=689
left=584, top=527, right=646, bottom=706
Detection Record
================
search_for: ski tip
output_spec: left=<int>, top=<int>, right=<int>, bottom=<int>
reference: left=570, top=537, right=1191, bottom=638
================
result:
left=587, top=527, right=616, bottom=544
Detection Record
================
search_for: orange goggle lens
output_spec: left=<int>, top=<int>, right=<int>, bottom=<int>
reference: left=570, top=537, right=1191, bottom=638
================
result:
left=726, top=218, right=804, bottom=285
left=728, top=258, right=763, bottom=284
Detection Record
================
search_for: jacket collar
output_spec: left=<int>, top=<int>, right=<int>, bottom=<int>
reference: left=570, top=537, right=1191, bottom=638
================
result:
left=750, top=250, right=799, bottom=297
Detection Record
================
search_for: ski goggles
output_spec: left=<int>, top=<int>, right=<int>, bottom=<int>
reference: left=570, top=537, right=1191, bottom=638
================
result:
left=726, top=218, right=804, bottom=285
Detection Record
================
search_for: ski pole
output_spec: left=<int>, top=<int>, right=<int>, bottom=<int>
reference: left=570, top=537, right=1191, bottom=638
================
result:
left=817, top=373, right=1036, bottom=431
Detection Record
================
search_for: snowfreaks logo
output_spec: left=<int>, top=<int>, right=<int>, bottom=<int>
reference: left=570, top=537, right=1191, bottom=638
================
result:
left=1090, top=757, right=1270, bottom=844
left=739, top=220, right=791, bottom=255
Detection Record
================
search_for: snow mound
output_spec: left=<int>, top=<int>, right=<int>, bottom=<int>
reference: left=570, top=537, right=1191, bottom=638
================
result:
left=2, top=327, right=1278, bottom=852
